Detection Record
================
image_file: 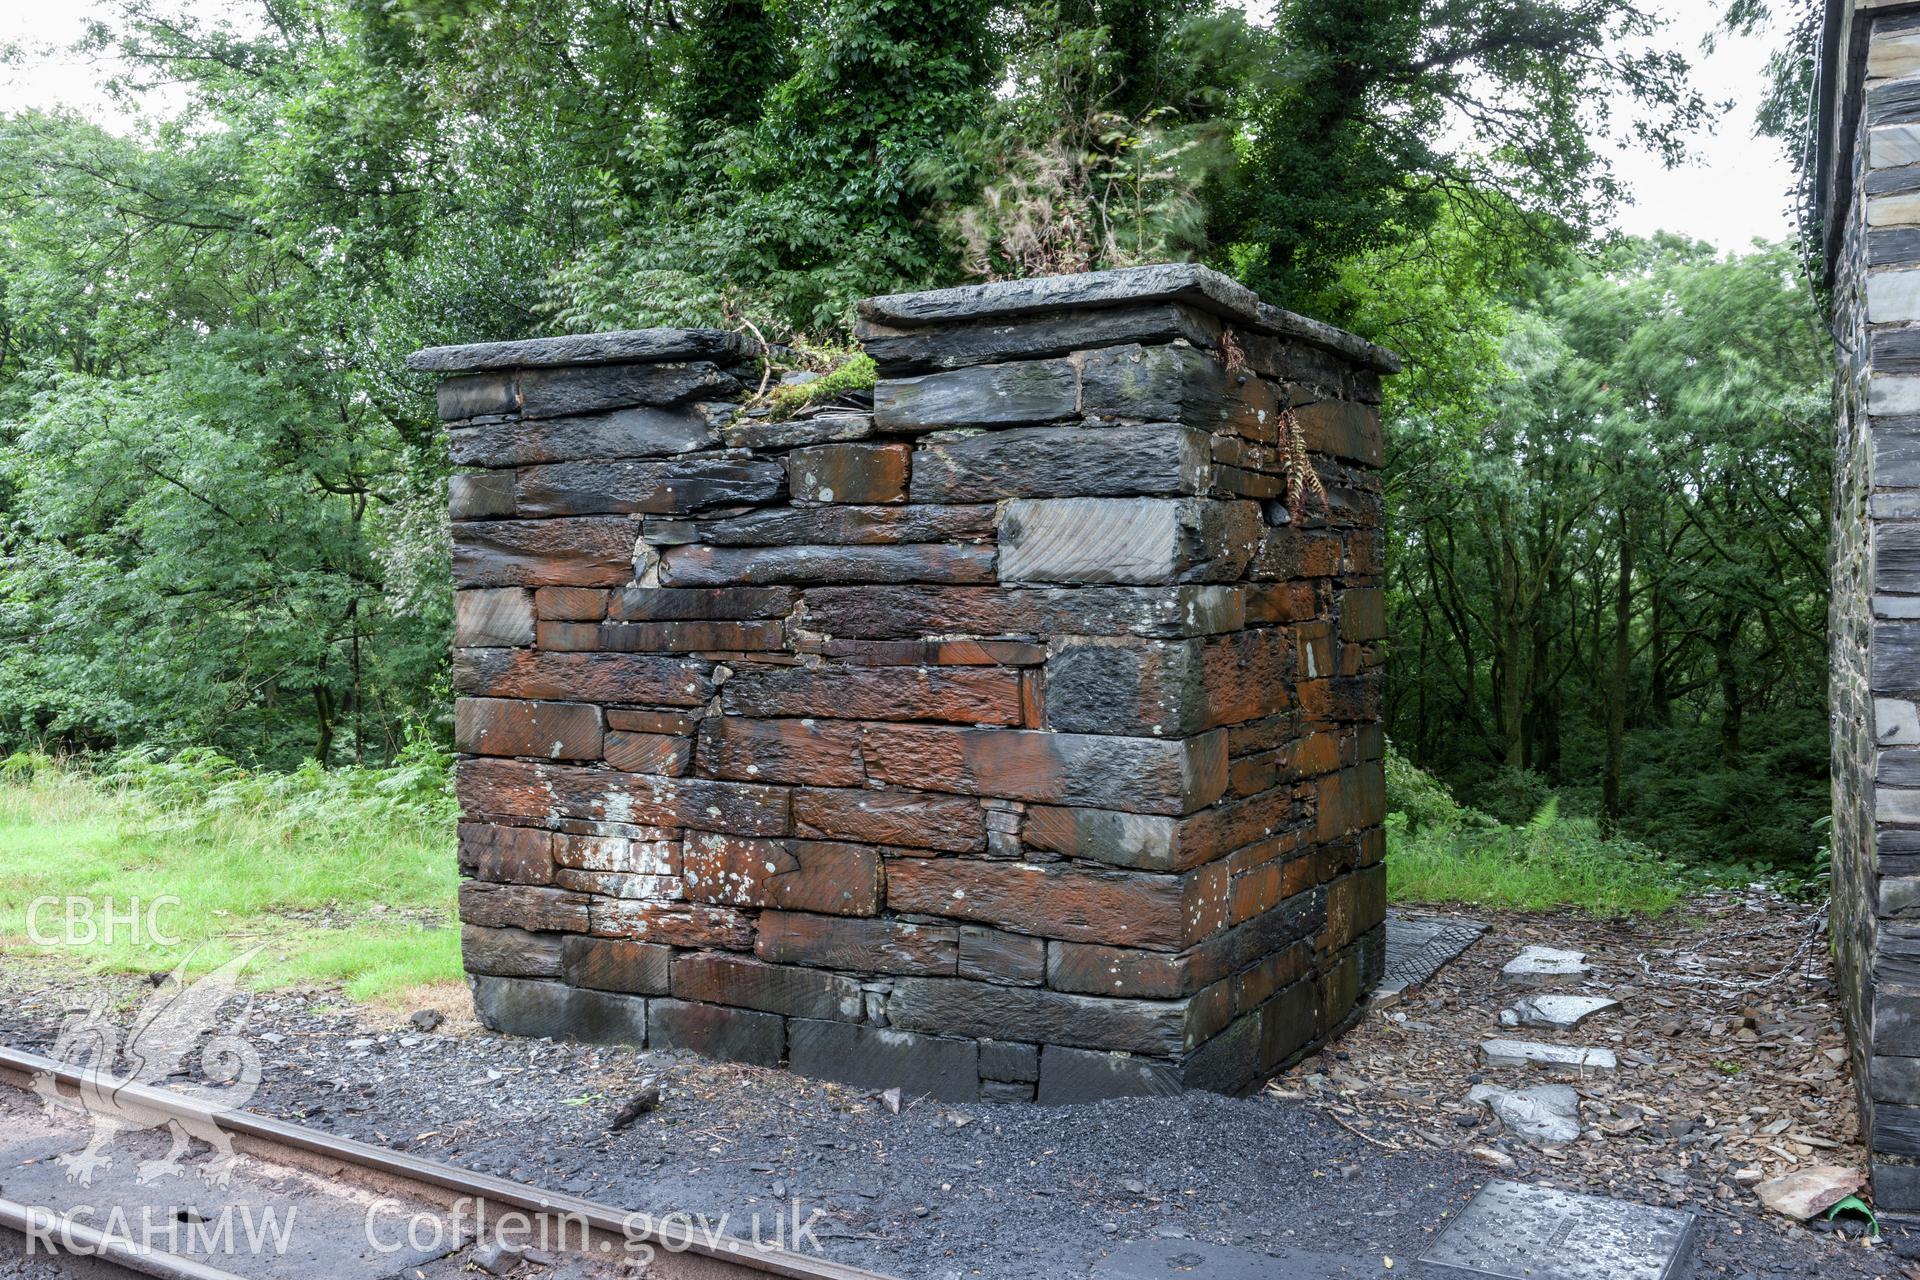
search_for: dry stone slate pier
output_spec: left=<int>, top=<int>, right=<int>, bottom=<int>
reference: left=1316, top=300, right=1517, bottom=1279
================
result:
left=1821, top=0, right=1920, bottom=1220
left=414, top=264, right=1397, bottom=1103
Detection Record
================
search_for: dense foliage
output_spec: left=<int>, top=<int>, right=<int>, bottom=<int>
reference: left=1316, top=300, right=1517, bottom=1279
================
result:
left=1387, top=238, right=1832, bottom=870
left=0, top=1, right=1832, bottom=875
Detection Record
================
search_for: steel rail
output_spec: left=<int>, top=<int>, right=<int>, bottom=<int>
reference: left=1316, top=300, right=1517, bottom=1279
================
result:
left=0, top=1196, right=248, bottom=1280
left=0, top=1044, right=895, bottom=1280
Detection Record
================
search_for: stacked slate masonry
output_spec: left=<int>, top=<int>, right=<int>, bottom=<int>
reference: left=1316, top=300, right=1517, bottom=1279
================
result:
left=414, top=265, right=1397, bottom=1103
left=1823, top=0, right=1920, bottom=1224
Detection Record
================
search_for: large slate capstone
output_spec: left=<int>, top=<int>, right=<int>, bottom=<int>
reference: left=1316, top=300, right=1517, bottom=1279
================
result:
left=424, top=264, right=1396, bottom=1103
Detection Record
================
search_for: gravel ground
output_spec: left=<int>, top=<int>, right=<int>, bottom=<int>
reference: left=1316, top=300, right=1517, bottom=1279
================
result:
left=0, top=912, right=1898, bottom=1280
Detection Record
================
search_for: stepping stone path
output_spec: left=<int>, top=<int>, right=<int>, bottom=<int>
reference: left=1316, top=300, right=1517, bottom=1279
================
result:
left=1500, top=945, right=1591, bottom=985
left=1480, top=1039, right=1618, bottom=1074
left=1468, top=1083, right=1583, bottom=1145
left=1499, top=993, right=1619, bottom=1030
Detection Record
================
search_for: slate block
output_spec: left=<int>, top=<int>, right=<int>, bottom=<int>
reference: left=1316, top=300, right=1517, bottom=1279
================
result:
left=888, top=977, right=1191, bottom=1055
left=470, top=975, right=648, bottom=1044
left=957, top=926, right=1046, bottom=985
left=562, top=936, right=672, bottom=994
left=1077, top=342, right=1228, bottom=424
left=696, top=717, right=868, bottom=786
left=755, top=911, right=960, bottom=975
left=860, top=724, right=1228, bottom=816
left=534, top=586, right=610, bottom=620
left=453, top=518, right=638, bottom=588
left=789, top=442, right=911, bottom=504
left=981, top=1080, right=1036, bottom=1102
left=607, top=586, right=797, bottom=621
left=647, top=998, right=785, bottom=1067
left=858, top=303, right=1222, bottom=373
left=793, top=786, right=986, bottom=853
left=454, top=649, right=714, bottom=707
left=462, top=925, right=565, bottom=978
left=456, top=757, right=790, bottom=836
left=450, top=472, right=516, bottom=519
left=449, top=404, right=722, bottom=467
left=979, top=1040, right=1040, bottom=1082
left=671, top=953, right=867, bottom=1021
left=997, top=498, right=1259, bottom=586
left=518, top=362, right=739, bottom=418
left=660, top=543, right=996, bottom=586
left=696, top=504, right=995, bottom=547
left=1035, top=1045, right=1182, bottom=1104
left=909, top=426, right=1211, bottom=502
left=724, top=412, right=874, bottom=451
left=454, top=697, right=604, bottom=762
left=682, top=833, right=882, bottom=916
left=589, top=900, right=755, bottom=950
left=514, top=454, right=784, bottom=516
left=874, top=359, right=1080, bottom=431
left=455, top=589, right=535, bottom=648
left=603, top=731, right=692, bottom=776
left=459, top=880, right=591, bottom=932
left=787, top=1019, right=981, bottom=1101
left=458, top=822, right=555, bottom=885
left=798, top=584, right=1244, bottom=641
left=439, top=372, right=520, bottom=420
left=721, top=664, right=1023, bottom=725
left=410, top=328, right=745, bottom=373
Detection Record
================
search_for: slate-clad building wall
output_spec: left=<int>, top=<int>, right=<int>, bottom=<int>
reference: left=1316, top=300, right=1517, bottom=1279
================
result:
left=414, top=265, right=1397, bottom=1103
left=1823, top=0, right=1920, bottom=1220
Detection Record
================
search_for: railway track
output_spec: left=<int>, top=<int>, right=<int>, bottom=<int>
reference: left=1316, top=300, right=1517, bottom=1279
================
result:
left=0, top=1044, right=897, bottom=1280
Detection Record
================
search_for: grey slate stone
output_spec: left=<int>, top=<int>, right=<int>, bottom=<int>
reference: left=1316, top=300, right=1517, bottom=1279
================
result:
left=469, top=975, right=647, bottom=1044
left=514, top=454, right=785, bottom=517
left=518, top=362, right=741, bottom=419
left=1500, top=945, right=1591, bottom=984
left=1035, top=1044, right=1182, bottom=1104
left=1499, top=994, right=1621, bottom=1031
left=786, top=1019, right=980, bottom=1101
left=1469, top=1082, right=1582, bottom=1145
left=908, top=426, right=1211, bottom=503
left=647, top=998, right=785, bottom=1066
left=873, top=359, right=1080, bottom=432
left=858, top=303, right=1223, bottom=374
left=408, top=328, right=747, bottom=373
left=450, top=472, right=516, bottom=519
left=439, top=372, right=521, bottom=421
left=1479, top=1039, right=1617, bottom=1074
left=449, top=405, right=723, bottom=468
left=979, top=1039, right=1040, bottom=1082
left=857, top=264, right=1399, bottom=373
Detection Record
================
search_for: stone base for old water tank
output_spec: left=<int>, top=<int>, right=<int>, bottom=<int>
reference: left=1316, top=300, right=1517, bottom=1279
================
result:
left=418, top=264, right=1396, bottom=1102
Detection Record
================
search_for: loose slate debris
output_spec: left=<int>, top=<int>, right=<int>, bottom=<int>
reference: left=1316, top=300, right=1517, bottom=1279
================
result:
left=1470, top=1083, right=1583, bottom=1145
left=1480, top=1039, right=1618, bottom=1075
left=1421, top=1180, right=1696, bottom=1280
left=1501, top=946, right=1592, bottom=984
left=1499, top=994, right=1620, bottom=1031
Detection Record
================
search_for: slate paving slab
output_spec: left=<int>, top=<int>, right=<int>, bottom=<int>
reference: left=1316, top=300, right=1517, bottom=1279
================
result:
left=1500, top=946, right=1591, bottom=985
left=1480, top=1039, right=1618, bottom=1074
left=1421, top=1180, right=1695, bottom=1280
left=1499, top=994, right=1620, bottom=1030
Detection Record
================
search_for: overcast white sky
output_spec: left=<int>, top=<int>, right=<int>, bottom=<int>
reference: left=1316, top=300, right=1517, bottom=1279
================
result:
left=0, top=0, right=1799, bottom=251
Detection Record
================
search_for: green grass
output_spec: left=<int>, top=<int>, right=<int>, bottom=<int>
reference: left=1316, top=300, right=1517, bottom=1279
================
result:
left=1384, top=747, right=1692, bottom=916
left=0, top=746, right=460, bottom=1001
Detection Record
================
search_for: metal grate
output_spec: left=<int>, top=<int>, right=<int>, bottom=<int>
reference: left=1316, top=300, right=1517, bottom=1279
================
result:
left=1379, top=912, right=1488, bottom=998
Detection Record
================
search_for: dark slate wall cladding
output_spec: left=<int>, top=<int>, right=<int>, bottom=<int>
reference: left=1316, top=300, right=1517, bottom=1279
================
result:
left=413, top=264, right=1398, bottom=1103
left=1834, top=7, right=1920, bottom=1216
